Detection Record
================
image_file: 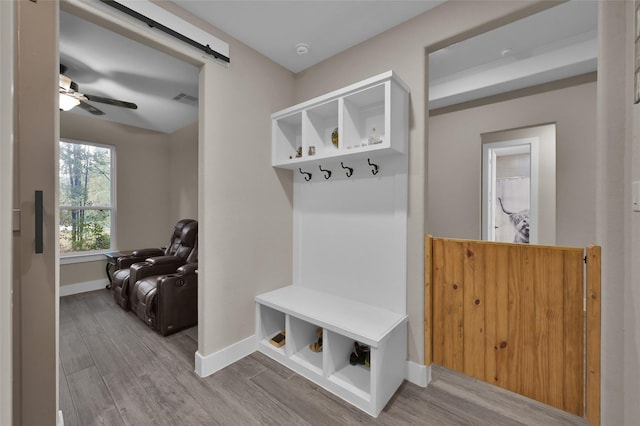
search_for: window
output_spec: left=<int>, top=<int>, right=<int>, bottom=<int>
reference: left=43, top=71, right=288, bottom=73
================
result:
left=59, top=140, right=114, bottom=255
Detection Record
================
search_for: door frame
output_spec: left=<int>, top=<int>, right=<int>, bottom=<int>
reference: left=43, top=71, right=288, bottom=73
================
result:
left=0, top=0, right=14, bottom=424
left=59, top=0, right=221, bottom=422
left=481, top=137, right=539, bottom=244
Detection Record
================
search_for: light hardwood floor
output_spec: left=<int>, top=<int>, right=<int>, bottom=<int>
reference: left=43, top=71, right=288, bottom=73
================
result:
left=60, top=290, right=588, bottom=425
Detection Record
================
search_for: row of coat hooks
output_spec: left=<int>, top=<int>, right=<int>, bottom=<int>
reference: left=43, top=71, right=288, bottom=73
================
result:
left=299, top=158, right=379, bottom=181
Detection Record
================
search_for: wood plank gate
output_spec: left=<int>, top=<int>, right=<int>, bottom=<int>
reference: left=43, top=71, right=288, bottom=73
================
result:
left=425, top=236, right=600, bottom=425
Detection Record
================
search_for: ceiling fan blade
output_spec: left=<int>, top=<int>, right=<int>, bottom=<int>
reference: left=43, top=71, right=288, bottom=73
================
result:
left=84, top=94, right=138, bottom=110
left=77, top=100, right=105, bottom=116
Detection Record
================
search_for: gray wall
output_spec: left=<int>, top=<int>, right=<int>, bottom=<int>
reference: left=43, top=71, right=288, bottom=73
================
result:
left=428, top=82, right=596, bottom=248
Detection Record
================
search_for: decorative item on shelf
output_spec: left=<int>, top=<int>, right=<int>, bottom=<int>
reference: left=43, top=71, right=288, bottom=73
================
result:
left=308, top=146, right=316, bottom=156
left=331, top=128, right=339, bottom=148
left=319, top=165, right=332, bottom=180
left=349, top=342, right=370, bottom=368
left=269, top=330, right=286, bottom=348
left=368, top=127, right=382, bottom=145
left=367, top=158, right=379, bottom=176
left=309, top=327, right=323, bottom=352
left=340, top=162, right=354, bottom=177
left=299, top=168, right=312, bottom=181
left=296, top=146, right=303, bottom=158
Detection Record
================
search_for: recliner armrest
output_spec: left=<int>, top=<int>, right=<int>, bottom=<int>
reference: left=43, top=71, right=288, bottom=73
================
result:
left=129, top=256, right=186, bottom=285
left=132, top=248, right=165, bottom=257
left=177, top=263, right=198, bottom=275
left=146, top=255, right=183, bottom=267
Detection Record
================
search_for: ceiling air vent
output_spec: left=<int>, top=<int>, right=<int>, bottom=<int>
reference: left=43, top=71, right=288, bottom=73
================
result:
left=172, top=93, right=199, bottom=106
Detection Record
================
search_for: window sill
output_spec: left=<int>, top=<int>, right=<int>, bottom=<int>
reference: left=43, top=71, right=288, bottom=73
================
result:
left=60, top=252, right=109, bottom=265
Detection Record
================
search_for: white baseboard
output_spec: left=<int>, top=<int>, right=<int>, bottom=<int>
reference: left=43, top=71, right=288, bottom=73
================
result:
left=57, top=410, right=64, bottom=426
left=406, top=361, right=431, bottom=387
left=194, top=335, right=257, bottom=378
left=59, top=279, right=109, bottom=297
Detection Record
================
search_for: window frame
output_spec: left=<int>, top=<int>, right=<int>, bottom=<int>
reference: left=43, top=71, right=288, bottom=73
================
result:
left=59, top=138, right=116, bottom=261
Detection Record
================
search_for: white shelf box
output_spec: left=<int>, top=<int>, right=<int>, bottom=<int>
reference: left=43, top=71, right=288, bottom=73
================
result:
left=256, top=304, right=286, bottom=355
left=272, top=111, right=302, bottom=165
left=288, top=316, right=323, bottom=375
left=342, top=83, right=386, bottom=150
left=326, top=330, right=371, bottom=401
left=304, top=99, right=339, bottom=158
left=271, top=70, right=409, bottom=169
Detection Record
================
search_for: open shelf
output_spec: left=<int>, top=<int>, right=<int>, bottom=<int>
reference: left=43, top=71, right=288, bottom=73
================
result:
left=326, top=330, right=371, bottom=400
left=343, top=83, right=386, bottom=150
left=305, top=99, right=339, bottom=158
left=272, top=71, right=408, bottom=170
left=272, top=111, right=302, bottom=165
left=256, top=304, right=286, bottom=356
left=288, top=316, right=323, bottom=375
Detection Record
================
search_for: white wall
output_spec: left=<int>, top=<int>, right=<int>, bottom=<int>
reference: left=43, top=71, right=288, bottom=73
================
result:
left=429, top=84, right=595, bottom=247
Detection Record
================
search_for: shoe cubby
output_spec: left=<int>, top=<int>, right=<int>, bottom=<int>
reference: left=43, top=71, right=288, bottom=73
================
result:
left=326, top=331, right=371, bottom=401
left=288, top=317, right=323, bottom=375
left=256, top=304, right=286, bottom=356
left=271, top=70, right=409, bottom=169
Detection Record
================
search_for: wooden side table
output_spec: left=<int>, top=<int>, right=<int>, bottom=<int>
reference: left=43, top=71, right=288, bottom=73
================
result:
left=104, top=251, right=133, bottom=289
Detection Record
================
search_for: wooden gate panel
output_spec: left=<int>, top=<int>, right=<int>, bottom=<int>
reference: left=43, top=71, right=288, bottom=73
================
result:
left=430, top=238, right=585, bottom=416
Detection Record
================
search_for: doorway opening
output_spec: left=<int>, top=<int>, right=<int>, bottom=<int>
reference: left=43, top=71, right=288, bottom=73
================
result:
left=482, top=137, right=538, bottom=244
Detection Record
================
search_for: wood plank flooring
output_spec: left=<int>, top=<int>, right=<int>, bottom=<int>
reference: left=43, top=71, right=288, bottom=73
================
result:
left=60, top=290, right=589, bottom=425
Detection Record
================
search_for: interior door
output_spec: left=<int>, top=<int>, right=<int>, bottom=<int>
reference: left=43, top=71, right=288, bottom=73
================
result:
left=13, top=1, right=59, bottom=424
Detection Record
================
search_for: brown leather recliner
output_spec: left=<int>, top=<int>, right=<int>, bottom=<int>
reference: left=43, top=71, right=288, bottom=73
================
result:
left=111, top=218, right=196, bottom=310
left=130, top=222, right=198, bottom=335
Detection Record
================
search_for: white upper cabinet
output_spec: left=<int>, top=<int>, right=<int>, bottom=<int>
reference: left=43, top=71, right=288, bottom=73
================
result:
left=272, top=71, right=409, bottom=169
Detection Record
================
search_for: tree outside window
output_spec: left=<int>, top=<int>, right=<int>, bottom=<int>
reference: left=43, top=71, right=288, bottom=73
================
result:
left=59, top=140, right=114, bottom=254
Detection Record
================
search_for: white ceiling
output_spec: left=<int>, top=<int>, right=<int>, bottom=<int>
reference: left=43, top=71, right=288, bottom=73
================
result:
left=58, top=0, right=597, bottom=134
left=428, top=0, right=598, bottom=109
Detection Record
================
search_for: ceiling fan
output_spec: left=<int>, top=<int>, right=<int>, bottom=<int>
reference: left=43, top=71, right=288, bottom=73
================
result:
left=59, top=64, right=138, bottom=115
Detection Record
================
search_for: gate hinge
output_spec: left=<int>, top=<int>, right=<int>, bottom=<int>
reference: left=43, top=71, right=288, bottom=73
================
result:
left=584, top=256, right=587, bottom=264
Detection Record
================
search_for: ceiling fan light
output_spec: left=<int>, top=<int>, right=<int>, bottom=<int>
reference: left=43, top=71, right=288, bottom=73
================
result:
left=59, top=93, right=80, bottom=111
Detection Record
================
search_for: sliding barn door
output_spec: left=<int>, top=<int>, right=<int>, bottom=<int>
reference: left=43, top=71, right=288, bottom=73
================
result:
left=428, top=237, right=595, bottom=418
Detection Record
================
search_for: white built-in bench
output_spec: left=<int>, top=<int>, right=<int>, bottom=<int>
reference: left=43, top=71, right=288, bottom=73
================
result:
left=255, top=285, right=407, bottom=417
left=261, top=71, right=410, bottom=417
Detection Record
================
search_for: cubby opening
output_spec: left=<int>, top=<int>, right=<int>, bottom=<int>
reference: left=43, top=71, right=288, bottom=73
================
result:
left=305, top=99, right=339, bottom=157
left=289, top=317, right=323, bottom=375
left=273, top=112, right=302, bottom=164
left=258, top=305, right=286, bottom=355
left=327, top=331, right=371, bottom=400
left=342, top=83, right=386, bottom=149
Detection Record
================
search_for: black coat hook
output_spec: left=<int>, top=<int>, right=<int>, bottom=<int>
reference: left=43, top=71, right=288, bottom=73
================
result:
left=367, top=158, right=379, bottom=175
left=340, top=162, right=353, bottom=177
left=299, top=168, right=312, bottom=181
left=319, top=165, right=332, bottom=180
